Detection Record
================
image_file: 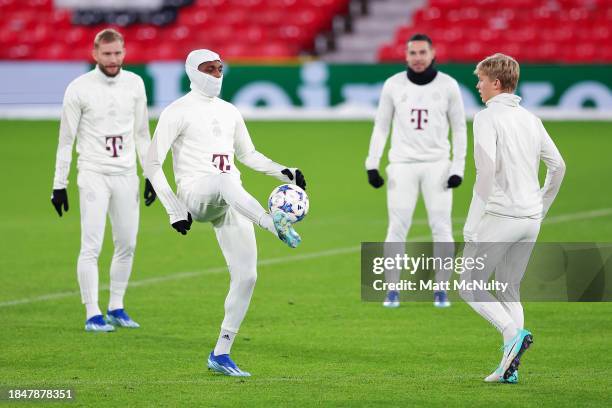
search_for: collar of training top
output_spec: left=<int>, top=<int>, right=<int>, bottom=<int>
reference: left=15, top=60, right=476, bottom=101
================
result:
left=186, top=49, right=221, bottom=69
left=406, top=63, right=438, bottom=86
left=486, top=92, right=522, bottom=107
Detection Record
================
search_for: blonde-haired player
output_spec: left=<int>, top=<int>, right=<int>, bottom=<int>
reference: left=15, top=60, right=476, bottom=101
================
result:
left=460, top=53, right=565, bottom=383
left=51, top=29, right=156, bottom=332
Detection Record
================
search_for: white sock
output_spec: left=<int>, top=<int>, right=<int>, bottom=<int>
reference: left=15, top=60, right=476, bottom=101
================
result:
left=85, top=303, right=102, bottom=319
left=109, top=248, right=132, bottom=312
left=502, top=323, right=519, bottom=343
left=108, top=294, right=124, bottom=312
left=258, top=213, right=277, bottom=235
left=213, top=329, right=237, bottom=356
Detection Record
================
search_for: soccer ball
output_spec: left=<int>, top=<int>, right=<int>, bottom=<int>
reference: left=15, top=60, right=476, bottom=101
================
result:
left=268, top=184, right=309, bottom=223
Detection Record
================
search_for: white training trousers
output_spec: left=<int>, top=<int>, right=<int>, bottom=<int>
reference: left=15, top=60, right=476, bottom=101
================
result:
left=77, top=170, right=139, bottom=305
left=459, top=213, right=541, bottom=334
left=384, top=160, right=454, bottom=285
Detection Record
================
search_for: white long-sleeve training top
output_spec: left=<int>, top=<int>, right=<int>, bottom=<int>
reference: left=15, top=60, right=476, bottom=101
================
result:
left=144, top=89, right=291, bottom=224
left=52, top=66, right=150, bottom=189
left=365, top=71, right=467, bottom=177
left=463, top=93, right=566, bottom=239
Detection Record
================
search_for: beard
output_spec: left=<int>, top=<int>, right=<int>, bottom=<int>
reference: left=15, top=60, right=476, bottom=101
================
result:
left=98, top=64, right=122, bottom=77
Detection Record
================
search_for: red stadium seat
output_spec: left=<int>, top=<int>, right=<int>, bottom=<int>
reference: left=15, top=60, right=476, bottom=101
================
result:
left=256, top=42, right=296, bottom=58
left=0, top=0, right=351, bottom=61
left=250, top=9, right=285, bottom=26
left=49, top=9, right=72, bottom=28
left=26, top=0, right=52, bottom=11
left=152, top=44, right=179, bottom=60
left=7, top=0, right=608, bottom=62
left=33, top=43, right=69, bottom=60
left=134, top=25, right=160, bottom=46
left=193, top=0, right=230, bottom=9
left=216, top=9, right=249, bottom=26
left=177, top=9, right=214, bottom=26
left=380, top=0, right=612, bottom=62
left=171, top=25, right=192, bottom=43
left=0, top=0, right=20, bottom=12
left=234, top=25, right=268, bottom=44
left=7, top=44, right=34, bottom=59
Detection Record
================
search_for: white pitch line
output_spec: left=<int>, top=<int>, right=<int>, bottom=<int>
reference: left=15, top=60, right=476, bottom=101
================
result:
left=443, top=207, right=612, bottom=226
left=544, top=207, right=612, bottom=223
left=1, top=208, right=610, bottom=309
left=0, top=245, right=374, bottom=309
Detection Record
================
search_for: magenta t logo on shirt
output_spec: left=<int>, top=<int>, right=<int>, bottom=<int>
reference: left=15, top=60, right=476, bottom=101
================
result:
left=212, top=154, right=231, bottom=172
left=105, top=135, right=123, bottom=157
left=410, top=109, right=429, bottom=130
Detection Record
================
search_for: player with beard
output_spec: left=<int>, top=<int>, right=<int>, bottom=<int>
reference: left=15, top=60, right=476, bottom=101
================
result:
left=365, top=33, right=467, bottom=308
left=51, top=28, right=156, bottom=332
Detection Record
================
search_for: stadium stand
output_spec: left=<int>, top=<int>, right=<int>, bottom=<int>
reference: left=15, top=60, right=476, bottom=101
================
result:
left=0, top=0, right=350, bottom=61
left=378, top=0, right=612, bottom=63
left=1, top=0, right=610, bottom=63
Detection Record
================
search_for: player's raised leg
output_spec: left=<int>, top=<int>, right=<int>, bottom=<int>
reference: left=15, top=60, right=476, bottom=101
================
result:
left=421, top=160, right=455, bottom=307
left=208, top=208, right=256, bottom=376
left=77, top=170, right=114, bottom=332
left=218, top=173, right=300, bottom=248
left=105, top=173, right=140, bottom=328
left=382, top=163, right=420, bottom=307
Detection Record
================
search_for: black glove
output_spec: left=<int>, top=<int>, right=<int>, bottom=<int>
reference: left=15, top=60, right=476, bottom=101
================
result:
left=144, top=178, right=157, bottom=206
left=447, top=175, right=463, bottom=189
left=281, top=168, right=307, bottom=190
left=51, top=189, right=69, bottom=217
left=367, top=169, right=384, bottom=188
left=172, top=213, right=192, bottom=235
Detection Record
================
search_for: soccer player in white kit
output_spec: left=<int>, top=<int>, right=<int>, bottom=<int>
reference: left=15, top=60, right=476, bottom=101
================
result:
left=144, top=49, right=306, bottom=377
left=460, top=53, right=565, bottom=383
left=50, top=29, right=156, bottom=332
left=365, top=34, right=467, bottom=308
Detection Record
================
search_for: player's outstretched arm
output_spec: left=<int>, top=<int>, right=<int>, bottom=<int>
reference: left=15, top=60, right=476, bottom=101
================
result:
left=144, top=110, right=190, bottom=232
left=51, top=83, right=81, bottom=217
left=233, top=112, right=307, bottom=188
left=365, top=79, right=394, bottom=188
left=463, top=113, right=497, bottom=241
left=280, top=168, right=306, bottom=190
left=539, top=122, right=566, bottom=217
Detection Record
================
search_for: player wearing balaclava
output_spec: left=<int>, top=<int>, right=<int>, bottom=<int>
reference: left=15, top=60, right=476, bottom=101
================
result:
left=145, top=49, right=307, bottom=377
left=185, top=49, right=223, bottom=97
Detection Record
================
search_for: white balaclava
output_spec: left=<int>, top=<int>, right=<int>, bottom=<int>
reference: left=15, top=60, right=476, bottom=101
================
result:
left=185, top=49, right=223, bottom=98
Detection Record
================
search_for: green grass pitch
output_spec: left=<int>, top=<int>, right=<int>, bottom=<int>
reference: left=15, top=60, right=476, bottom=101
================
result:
left=0, top=120, right=611, bottom=407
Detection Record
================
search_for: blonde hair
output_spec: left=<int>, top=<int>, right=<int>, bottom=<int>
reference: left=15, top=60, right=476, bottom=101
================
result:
left=474, top=53, right=520, bottom=92
left=94, top=28, right=124, bottom=49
